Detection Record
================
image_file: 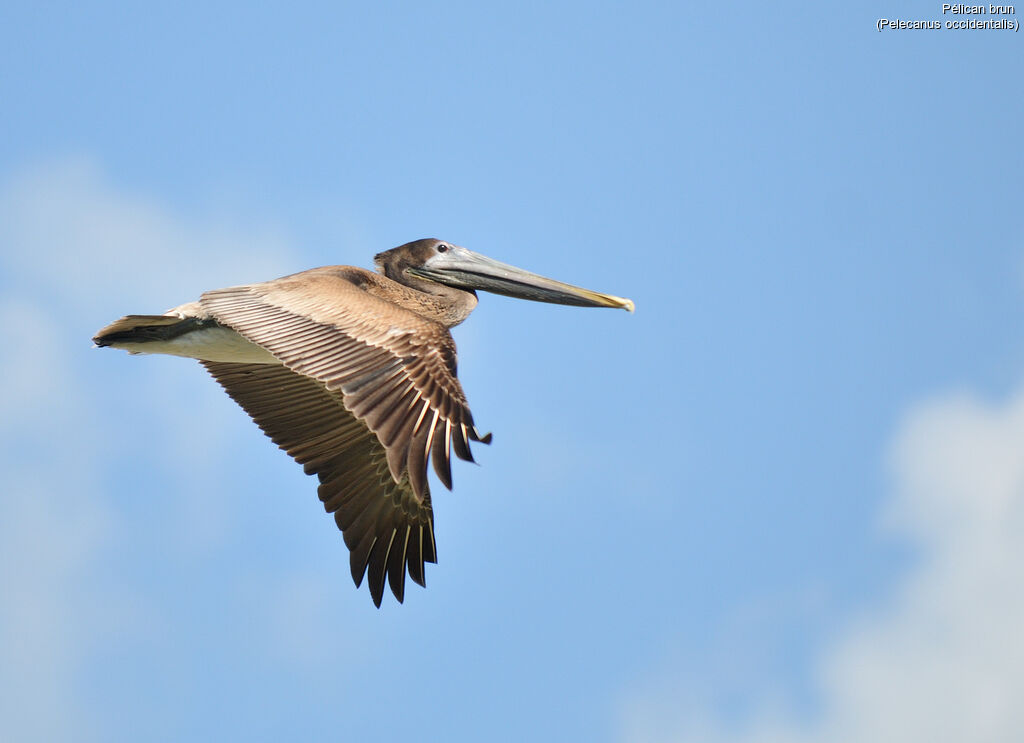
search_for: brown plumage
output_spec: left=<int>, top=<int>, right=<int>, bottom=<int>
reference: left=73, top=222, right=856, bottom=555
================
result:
left=94, top=238, right=633, bottom=606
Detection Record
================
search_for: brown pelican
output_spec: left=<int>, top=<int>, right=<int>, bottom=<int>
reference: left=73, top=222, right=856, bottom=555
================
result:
left=94, top=239, right=633, bottom=606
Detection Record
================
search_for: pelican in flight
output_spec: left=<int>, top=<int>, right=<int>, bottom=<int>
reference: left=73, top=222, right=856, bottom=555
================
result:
left=94, top=239, right=634, bottom=606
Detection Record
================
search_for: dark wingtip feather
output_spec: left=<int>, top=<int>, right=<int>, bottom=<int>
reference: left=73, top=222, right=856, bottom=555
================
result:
left=387, top=525, right=410, bottom=602
left=452, top=428, right=474, bottom=463
left=407, top=525, right=426, bottom=587
left=350, top=552, right=369, bottom=589
left=349, top=530, right=378, bottom=588
left=431, top=426, right=453, bottom=490
left=424, top=518, right=437, bottom=564
left=367, top=531, right=396, bottom=608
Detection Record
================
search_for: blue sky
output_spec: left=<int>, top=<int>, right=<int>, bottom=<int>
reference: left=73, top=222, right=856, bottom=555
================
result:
left=2, top=3, right=1023, bottom=741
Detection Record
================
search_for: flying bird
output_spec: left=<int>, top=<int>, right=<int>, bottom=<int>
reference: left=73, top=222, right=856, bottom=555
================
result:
left=94, top=239, right=634, bottom=606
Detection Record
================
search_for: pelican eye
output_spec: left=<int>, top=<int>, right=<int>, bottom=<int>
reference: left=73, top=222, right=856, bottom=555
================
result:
left=437, top=244, right=448, bottom=253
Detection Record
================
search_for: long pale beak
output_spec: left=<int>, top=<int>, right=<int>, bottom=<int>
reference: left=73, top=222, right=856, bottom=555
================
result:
left=407, top=246, right=635, bottom=312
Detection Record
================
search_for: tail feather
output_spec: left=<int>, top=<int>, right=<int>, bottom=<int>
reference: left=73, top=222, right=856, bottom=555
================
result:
left=93, top=314, right=275, bottom=363
left=93, top=315, right=211, bottom=348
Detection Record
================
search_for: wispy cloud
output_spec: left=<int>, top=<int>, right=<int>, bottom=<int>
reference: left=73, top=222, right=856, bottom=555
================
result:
left=619, top=385, right=1024, bottom=743
left=0, top=157, right=295, bottom=307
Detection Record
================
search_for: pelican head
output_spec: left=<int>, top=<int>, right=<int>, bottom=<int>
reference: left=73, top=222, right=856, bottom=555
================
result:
left=375, top=238, right=634, bottom=312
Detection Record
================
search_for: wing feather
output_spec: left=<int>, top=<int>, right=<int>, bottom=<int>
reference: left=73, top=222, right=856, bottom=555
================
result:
left=201, top=360, right=435, bottom=606
left=366, top=527, right=398, bottom=607
left=387, top=525, right=411, bottom=601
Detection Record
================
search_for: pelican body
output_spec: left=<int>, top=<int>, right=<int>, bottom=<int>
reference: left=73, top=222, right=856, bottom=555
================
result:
left=94, top=239, right=633, bottom=606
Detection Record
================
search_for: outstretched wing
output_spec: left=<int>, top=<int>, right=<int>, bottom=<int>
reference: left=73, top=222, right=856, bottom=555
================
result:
left=198, top=267, right=491, bottom=605
left=202, top=361, right=436, bottom=607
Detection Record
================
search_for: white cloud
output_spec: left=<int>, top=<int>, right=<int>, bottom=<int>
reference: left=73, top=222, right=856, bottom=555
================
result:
left=0, top=157, right=295, bottom=308
left=620, top=386, right=1024, bottom=743
left=0, top=159, right=305, bottom=741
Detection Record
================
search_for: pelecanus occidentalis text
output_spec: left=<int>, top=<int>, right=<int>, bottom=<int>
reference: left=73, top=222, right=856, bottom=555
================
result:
left=94, top=239, right=634, bottom=606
